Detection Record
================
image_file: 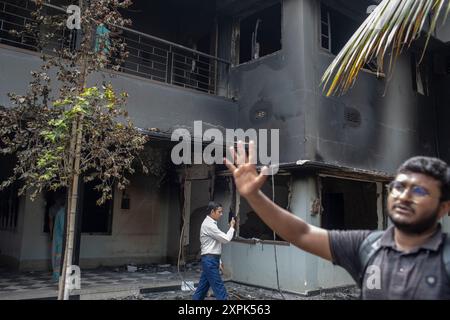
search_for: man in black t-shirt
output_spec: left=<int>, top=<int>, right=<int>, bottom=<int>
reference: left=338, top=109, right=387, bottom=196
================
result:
left=225, top=141, right=450, bottom=299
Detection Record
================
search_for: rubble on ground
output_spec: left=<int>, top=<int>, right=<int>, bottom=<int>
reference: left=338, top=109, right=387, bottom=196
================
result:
left=95, top=263, right=360, bottom=300
left=113, top=282, right=360, bottom=300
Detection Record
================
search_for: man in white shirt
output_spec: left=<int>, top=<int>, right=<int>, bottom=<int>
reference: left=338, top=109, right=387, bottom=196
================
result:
left=193, top=202, right=235, bottom=300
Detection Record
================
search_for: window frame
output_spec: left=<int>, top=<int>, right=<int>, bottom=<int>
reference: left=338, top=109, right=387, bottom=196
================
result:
left=233, top=173, right=292, bottom=245
left=0, top=183, right=20, bottom=232
left=232, top=0, right=283, bottom=67
left=318, top=1, right=386, bottom=78
left=318, top=174, right=385, bottom=231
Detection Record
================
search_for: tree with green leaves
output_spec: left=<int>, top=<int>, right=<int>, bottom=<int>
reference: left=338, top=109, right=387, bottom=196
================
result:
left=321, top=0, right=450, bottom=96
left=0, top=0, right=151, bottom=299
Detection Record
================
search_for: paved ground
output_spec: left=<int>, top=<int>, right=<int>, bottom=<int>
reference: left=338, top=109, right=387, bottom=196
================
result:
left=0, top=264, right=200, bottom=300
left=0, top=264, right=359, bottom=300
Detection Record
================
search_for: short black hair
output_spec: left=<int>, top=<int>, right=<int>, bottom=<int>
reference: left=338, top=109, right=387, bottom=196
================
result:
left=207, top=201, right=222, bottom=214
left=397, top=156, right=450, bottom=201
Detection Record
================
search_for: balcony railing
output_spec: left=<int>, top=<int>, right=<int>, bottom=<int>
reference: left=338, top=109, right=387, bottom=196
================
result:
left=118, top=26, right=230, bottom=96
left=0, top=0, right=230, bottom=96
left=0, top=0, right=77, bottom=53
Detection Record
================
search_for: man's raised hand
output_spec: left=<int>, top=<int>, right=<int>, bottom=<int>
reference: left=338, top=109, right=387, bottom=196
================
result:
left=224, top=140, right=269, bottom=198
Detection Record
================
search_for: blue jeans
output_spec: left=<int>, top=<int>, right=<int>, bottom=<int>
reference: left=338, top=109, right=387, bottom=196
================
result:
left=192, top=255, right=228, bottom=300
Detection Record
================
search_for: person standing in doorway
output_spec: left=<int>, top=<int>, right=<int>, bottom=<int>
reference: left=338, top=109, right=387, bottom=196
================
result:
left=49, top=196, right=65, bottom=281
left=193, top=202, right=235, bottom=300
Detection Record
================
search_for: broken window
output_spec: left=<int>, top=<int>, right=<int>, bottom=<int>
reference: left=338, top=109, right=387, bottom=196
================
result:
left=239, top=2, right=282, bottom=64
left=320, top=177, right=378, bottom=230
left=320, top=3, right=360, bottom=55
left=0, top=183, right=19, bottom=231
left=80, top=180, right=113, bottom=234
left=320, top=4, right=331, bottom=52
left=0, top=155, right=19, bottom=231
left=238, top=175, right=290, bottom=241
left=320, top=2, right=384, bottom=76
left=43, top=181, right=113, bottom=234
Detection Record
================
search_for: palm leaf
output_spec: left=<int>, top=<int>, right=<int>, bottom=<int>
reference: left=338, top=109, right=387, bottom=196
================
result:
left=321, top=0, right=450, bottom=96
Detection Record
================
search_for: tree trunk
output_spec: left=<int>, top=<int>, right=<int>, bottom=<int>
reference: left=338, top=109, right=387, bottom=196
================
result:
left=58, top=115, right=83, bottom=300
left=64, top=116, right=83, bottom=300
left=57, top=0, right=90, bottom=300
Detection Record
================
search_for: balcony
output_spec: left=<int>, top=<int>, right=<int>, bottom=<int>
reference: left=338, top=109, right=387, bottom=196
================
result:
left=0, top=0, right=230, bottom=97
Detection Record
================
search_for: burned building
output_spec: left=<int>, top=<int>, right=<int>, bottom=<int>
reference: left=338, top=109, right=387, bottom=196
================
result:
left=1, top=0, right=450, bottom=296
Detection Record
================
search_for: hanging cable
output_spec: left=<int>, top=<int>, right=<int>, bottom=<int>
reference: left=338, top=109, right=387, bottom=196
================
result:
left=176, top=165, right=195, bottom=291
left=271, top=166, right=285, bottom=300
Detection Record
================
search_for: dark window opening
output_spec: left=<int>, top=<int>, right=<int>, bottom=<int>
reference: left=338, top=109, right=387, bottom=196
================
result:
left=320, top=4, right=331, bottom=52
left=81, top=180, right=113, bottom=234
left=239, top=3, right=282, bottom=64
left=238, top=175, right=289, bottom=241
left=120, top=0, right=220, bottom=95
left=320, top=2, right=382, bottom=75
left=320, top=3, right=360, bottom=55
left=44, top=180, right=114, bottom=234
left=321, top=177, right=378, bottom=230
left=0, top=183, right=19, bottom=231
left=0, top=155, right=19, bottom=231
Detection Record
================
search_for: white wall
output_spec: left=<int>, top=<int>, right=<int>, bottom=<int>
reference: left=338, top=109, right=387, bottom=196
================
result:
left=79, top=174, right=170, bottom=268
left=19, top=194, right=51, bottom=270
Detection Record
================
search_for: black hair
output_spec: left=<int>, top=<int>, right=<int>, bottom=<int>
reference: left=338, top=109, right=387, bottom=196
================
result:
left=397, top=156, right=450, bottom=201
left=207, top=201, right=222, bottom=214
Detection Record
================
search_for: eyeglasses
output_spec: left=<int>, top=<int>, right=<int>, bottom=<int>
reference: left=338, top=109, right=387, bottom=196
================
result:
left=388, top=181, right=430, bottom=199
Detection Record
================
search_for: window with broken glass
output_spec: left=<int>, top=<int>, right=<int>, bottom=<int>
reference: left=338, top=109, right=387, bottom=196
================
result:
left=320, top=177, right=379, bottom=230
left=320, top=3, right=361, bottom=56
left=237, top=2, right=282, bottom=64
left=0, top=155, right=19, bottom=231
left=43, top=180, right=113, bottom=235
left=80, top=180, right=114, bottom=235
left=320, top=1, right=384, bottom=77
left=237, top=174, right=290, bottom=242
left=0, top=183, right=19, bottom=231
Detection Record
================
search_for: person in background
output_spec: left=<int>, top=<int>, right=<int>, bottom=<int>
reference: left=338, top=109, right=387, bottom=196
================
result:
left=49, top=196, right=65, bottom=281
left=193, top=202, right=235, bottom=300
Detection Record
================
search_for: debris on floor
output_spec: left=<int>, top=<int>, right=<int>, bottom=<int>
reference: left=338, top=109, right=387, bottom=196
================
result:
left=112, top=282, right=360, bottom=300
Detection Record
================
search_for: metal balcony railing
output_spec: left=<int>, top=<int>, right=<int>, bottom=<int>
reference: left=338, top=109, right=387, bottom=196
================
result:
left=0, top=0, right=77, bottom=53
left=0, top=0, right=230, bottom=96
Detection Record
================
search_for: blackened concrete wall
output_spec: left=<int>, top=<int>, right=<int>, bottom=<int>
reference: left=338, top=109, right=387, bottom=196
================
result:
left=0, top=45, right=238, bottom=135
left=224, top=0, right=438, bottom=174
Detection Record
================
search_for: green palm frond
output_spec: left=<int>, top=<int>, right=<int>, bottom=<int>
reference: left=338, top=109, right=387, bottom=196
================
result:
left=321, top=0, right=450, bottom=96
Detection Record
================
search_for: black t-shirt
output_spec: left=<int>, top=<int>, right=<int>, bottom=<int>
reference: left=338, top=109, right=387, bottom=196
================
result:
left=328, top=227, right=450, bottom=300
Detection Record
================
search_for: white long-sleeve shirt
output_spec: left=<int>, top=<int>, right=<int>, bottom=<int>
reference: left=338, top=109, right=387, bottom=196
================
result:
left=200, top=215, right=234, bottom=255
